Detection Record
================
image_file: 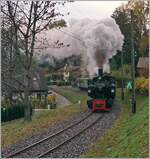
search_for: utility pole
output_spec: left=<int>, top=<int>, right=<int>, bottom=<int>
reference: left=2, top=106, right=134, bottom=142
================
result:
left=121, top=50, right=124, bottom=100
left=131, top=10, right=136, bottom=114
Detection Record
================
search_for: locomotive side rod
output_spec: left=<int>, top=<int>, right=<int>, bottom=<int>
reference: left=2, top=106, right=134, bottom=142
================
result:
left=6, top=111, right=92, bottom=158
left=39, top=114, right=104, bottom=158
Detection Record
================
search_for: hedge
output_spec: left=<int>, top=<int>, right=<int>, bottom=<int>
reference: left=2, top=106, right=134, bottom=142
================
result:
left=57, top=81, right=71, bottom=86
left=1, top=105, right=24, bottom=122
left=47, top=81, right=57, bottom=85
left=47, top=80, right=71, bottom=86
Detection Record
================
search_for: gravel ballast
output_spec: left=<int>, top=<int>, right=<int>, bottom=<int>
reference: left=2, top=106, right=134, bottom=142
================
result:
left=11, top=113, right=101, bottom=158
left=44, top=100, right=120, bottom=158
left=1, top=110, right=90, bottom=157
left=2, top=100, right=121, bottom=158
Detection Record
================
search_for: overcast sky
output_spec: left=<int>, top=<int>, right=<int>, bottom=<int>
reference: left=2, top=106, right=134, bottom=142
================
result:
left=59, top=1, right=128, bottom=21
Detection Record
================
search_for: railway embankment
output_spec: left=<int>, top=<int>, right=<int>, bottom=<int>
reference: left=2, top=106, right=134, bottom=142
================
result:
left=1, top=87, right=88, bottom=149
left=3, top=86, right=146, bottom=158
left=83, top=89, right=149, bottom=158
left=2, top=86, right=121, bottom=158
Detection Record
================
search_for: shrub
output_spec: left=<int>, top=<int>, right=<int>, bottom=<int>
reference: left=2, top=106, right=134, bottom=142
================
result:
left=31, top=98, right=40, bottom=109
left=111, top=66, right=131, bottom=88
left=56, top=80, right=63, bottom=86
left=47, top=80, right=57, bottom=85
left=111, top=66, right=131, bottom=81
left=1, top=104, right=24, bottom=122
left=56, top=80, right=71, bottom=86
left=45, top=74, right=52, bottom=81
left=135, top=77, right=149, bottom=95
left=1, top=99, right=11, bottom=108
left=31, top=98, right=47, bottom=109
left=64, top=81, right=71, bottom=86
left=123, top=64, right=131, bottom=76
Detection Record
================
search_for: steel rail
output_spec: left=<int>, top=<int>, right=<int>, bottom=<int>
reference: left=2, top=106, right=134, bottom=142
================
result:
left=39, top=114, right=104, bottom=158
left=6, top=112, right=92, bottom=158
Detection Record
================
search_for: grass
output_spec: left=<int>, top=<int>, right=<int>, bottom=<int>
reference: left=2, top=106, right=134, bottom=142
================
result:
left=51, top=86, right=89, bottom=104
left=2, top=87, right=89, bottom=148
left=83, top=89, right=149, bottom=158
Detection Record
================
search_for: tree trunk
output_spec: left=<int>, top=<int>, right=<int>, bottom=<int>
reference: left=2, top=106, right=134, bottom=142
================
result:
left=24, top=73, right=32, bottom=121
left=8, top=91, right=13, bottom=105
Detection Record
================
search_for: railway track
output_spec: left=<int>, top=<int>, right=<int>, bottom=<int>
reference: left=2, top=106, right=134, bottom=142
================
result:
left=5, top=112, right=104, bottom=158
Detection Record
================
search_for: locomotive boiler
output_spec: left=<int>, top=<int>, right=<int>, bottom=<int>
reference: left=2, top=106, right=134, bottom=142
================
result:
left=87, top=68, right=116, bottom=111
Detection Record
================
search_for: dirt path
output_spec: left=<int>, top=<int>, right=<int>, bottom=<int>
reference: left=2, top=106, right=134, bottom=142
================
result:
left=51, top=90, right=72, bottom=108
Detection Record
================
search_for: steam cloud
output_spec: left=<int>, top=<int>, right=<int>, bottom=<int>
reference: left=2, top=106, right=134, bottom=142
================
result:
left=36, top=18, right=124, bottom=76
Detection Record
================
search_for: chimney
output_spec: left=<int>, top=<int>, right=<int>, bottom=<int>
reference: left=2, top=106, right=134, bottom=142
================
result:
left=98, top=68, right=103, bottom=77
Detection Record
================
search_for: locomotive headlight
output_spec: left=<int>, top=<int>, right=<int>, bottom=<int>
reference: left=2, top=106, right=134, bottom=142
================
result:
left=111, top=89, right=115, bottom=93
left=88, top=90, right=91, bottom=93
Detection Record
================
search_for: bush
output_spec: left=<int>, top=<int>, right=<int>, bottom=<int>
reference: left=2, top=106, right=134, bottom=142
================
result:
left=135, top=77, right=149, bottom=95
left=1, top=104, right=24, bottom=122
left=45, top=74, right=52, bottom=81
left=31, top=98, right=40, bottom=109
left=64, top=81, right=71, bottom=86
left=47, top=80, right=57, bottom=85
left=1, top=99, right=11, bottom=108
left=56, top=80, right=64, bottom=86
left=123, top=64, right=131, bottom=76
left=56, top=80, right=71, bottom=86
left=112, top=71, right=131, bottom=81
left=111, top=65, right=131, bottom=88
left=31, top=98, right=47, bottom=109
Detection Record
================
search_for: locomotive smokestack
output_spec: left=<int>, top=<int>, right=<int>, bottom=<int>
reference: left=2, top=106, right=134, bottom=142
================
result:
left=98, top=68, right=103, bottom=77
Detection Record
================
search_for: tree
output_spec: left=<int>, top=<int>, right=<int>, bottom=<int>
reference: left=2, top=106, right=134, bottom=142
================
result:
left=111, top=5, right=131, bottom=68
left=111, top=0, right=149, bottom=69
left=1, top=19, right=25, bottom=103
left=128, top=0, right=149, bottom=59
left=139, top=33, right=149, bottom=57
left=1, top=1, right=67, bottom=121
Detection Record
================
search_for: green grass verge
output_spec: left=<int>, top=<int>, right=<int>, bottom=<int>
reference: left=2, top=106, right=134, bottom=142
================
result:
left=83, top=89, right=149, bottom=158
left=51, top=86, right=89, bottom=104
left=2, top=87, right=89, bottom=148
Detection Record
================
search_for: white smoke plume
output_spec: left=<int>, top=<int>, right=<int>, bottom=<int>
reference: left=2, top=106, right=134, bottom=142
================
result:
left=36, top=18, right=124, bottom=76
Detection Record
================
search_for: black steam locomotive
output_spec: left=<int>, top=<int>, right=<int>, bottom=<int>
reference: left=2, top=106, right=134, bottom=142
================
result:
left=87, top=69, right=116, bottom=111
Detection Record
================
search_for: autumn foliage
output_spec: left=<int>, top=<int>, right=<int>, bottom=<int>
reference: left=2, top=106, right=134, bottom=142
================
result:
left=135, top=77, right=149, bottom=95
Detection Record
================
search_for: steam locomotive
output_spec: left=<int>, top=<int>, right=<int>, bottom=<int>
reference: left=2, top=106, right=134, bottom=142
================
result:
left=87, top=68, right=116, bottom=111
